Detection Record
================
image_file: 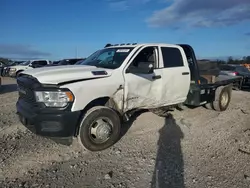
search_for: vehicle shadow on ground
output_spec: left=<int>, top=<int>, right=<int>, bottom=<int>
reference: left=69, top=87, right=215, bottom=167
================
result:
left=151, top=114, right=185, bottom=188
left=120, top=109, right=148, bottom=138
left=120, top=111, right=185, bottom=188
left=0, top=84, right=17, bottom=94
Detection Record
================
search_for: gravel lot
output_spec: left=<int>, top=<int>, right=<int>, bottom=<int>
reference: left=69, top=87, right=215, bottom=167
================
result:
left=0, top=77, right=250, bottom=188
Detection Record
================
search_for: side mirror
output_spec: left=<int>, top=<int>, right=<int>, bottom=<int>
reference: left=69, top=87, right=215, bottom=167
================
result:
left=127, top=62, right=154, bottom=74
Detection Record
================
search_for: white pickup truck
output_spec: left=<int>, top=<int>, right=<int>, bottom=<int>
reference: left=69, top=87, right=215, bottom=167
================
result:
left=16, top=43, right=242, bottom=151
left=7, top=59, right=51, bottom=77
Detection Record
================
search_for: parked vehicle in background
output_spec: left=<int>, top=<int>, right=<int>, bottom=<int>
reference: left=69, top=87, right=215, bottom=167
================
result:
left=241, top=63, right=250, bottom=71
left=7, top=60, right=52, bottom=77
left=46, top=58, right=85, bottom=67
left=0, top=61, right=7, bottom=77
left=219, top=64, right=250, bottom=87
left=0, top=61, right=6, bottom=67
left=51, top=60, right=60, bottom=65
left=16, top=43, right=242, bottom=152
left=75, top=58, right=86, bottom=65
left=1, top=61, right=25, bottom=77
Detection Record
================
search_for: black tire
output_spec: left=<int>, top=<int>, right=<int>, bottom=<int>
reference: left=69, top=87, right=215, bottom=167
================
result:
left=212, top=86, right=232, bottom=111
left=78, top=106, right=121, bottom=151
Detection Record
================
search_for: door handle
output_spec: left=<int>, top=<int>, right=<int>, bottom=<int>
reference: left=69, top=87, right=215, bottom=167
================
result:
left=182, top=72, right=190, bottom=75
left=152, top=75, right=161, bottom=80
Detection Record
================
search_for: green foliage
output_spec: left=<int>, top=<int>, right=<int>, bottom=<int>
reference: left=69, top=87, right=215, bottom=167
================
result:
left=227, top=56, right=250, bottom=64
left=206, top=56, right=250, bottom=65
left=0, top=57, right=12, bottom=65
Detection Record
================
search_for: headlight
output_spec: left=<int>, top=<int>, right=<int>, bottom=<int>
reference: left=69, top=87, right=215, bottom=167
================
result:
left=34, top=91, right=74, bottom=107
left=10, top=68, right=16, bottom=72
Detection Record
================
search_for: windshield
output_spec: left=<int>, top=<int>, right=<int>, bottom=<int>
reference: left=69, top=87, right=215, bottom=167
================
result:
left=11, top=61, right=24, bottom=65
left=80, top=47, right=134, bottom=69
left=19, top=61, right=30, bottom=66
left=236, top=66, right=250, bottom=73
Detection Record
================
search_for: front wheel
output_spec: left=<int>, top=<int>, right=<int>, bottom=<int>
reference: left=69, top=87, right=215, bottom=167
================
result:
left=78, top=106, right=121, bottom=151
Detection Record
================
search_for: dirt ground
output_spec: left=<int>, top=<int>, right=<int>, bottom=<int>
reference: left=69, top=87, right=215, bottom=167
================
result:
left=0, top=77, right=250, bottom=188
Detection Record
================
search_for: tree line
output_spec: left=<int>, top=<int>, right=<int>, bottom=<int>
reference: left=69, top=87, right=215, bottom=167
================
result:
left=0, top=57, right=13, bottom=65
left=214, top=56, right=250, bottom=64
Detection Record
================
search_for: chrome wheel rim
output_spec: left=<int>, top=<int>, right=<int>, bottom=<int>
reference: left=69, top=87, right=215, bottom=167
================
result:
left=221, top=92, right=229, bottom=107
left=89, top=117, right=113, bottom=144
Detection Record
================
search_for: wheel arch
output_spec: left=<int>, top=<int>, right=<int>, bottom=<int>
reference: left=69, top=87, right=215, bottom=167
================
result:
left=74, top=96, right=122, bottom=136
left=16, top=69, right=24, bottom=77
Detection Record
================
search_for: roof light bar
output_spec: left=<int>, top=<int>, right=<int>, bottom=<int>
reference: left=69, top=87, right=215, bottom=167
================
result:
left=104, top=43, right=138, bottom=48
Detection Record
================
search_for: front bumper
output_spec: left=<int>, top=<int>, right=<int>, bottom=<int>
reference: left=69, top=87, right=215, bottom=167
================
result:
left=16, top=99, right=81, bottom=137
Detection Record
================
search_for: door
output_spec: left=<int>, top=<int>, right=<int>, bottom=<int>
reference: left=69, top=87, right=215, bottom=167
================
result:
left=159, top=46, right=190, bottom=105
left=123, top=46, right=164, bottom=111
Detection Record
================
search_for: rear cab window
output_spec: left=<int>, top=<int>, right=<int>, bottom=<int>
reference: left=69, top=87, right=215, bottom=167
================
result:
left=160, top=47, right=184, bottom=68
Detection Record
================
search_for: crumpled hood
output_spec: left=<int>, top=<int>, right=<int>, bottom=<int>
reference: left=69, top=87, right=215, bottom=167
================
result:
left=21, top=65, right=113, bottom=84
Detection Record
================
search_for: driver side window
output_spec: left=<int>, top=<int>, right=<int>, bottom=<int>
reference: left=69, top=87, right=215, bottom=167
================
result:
left=129, top=47, right=157, bottom=69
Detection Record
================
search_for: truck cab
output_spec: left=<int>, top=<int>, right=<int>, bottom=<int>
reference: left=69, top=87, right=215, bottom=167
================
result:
left=16, top=43, right=237, bottom=151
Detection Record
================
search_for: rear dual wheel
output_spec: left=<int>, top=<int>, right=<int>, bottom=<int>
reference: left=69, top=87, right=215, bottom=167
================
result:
left=206, top=86, right=232, bottom=111
left=78, top=106, right=121, bottom=151
left=212, top=86, right=232, bottom=111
